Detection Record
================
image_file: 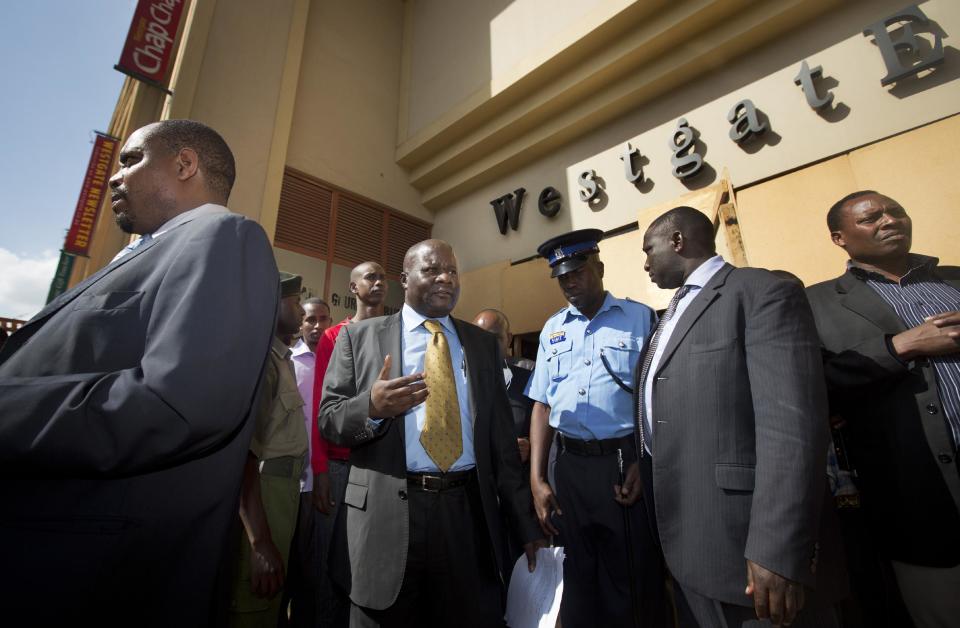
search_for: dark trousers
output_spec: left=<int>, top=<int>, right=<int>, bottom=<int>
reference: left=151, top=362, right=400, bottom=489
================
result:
left=350, top=474, right=505, bottom=628
left=554, top=439, right=668, bottom=628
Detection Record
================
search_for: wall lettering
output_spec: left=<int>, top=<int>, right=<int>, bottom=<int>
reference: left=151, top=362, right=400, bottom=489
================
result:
left=863, top=4, right=944, bottom=86
left=538, top=186, right=562, bottom=217
left=485, top=5, right=950, bottom=235
left=619, top=142, right=644, bottom=183
left=727, top=99, right=768, bottom=143
left=669, top=118, right=703, bottom=179
left=578, top=170, right=600, bottom=202
left=793, top=60, right=834, bottom=109
left=490, top=188, right=526, bottom=234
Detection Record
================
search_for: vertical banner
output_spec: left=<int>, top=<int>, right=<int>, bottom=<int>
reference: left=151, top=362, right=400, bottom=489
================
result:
left=63, top=133, right=119, bottom=257
left=46, top=251, right=77, bottom=304
left=115, top=0, right=188, bottom=87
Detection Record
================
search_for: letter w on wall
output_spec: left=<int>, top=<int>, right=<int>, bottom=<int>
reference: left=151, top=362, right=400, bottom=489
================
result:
left=490, top=188, right=526, bottom=235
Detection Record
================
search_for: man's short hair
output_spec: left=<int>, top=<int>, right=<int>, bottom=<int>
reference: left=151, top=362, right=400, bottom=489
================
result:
left=147, top=120, right=236, bottom=201
left=649, top=206, right=716, bottom=253
left=827, top=190, right=880, bottom=232
left=303, top=297, right=329, bottom=309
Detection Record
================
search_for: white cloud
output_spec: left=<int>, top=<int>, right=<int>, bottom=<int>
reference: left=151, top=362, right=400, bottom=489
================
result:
left=0, top=248, right=59, bottom=321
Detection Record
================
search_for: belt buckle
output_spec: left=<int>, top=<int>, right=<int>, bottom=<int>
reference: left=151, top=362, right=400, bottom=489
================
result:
left=421, top=474, right=441, bottom=492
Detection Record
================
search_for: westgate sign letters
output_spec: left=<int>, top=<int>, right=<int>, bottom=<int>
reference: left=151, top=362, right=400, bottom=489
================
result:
left=489, top=4, right=947, bottom=235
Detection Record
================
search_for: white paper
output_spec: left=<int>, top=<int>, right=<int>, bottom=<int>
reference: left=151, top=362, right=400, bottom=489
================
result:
left=504, top=546, right=564, bottom=628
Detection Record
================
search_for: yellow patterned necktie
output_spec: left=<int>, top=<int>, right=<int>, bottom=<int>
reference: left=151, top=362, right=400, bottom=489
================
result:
left=421, top=319, right=463, bottom=472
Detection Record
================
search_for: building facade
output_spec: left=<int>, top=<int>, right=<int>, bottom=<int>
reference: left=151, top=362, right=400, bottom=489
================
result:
left=74, top=0, right=960, bottom=334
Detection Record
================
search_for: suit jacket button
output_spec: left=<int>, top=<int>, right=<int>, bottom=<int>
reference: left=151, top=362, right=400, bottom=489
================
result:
left=938, top=453, right=953, bottom=464
left=398, top=490, right=408, bottom=500
left=926, top=403, right=939, bottom=414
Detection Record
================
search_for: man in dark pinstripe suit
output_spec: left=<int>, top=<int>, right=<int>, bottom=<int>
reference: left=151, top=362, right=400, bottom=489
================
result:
left=630, top=206, right=845, bottom=627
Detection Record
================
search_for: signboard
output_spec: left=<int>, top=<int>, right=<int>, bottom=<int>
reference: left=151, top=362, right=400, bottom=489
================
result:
left=46, top=250, right=76, bottom=304
left=63, top=132, right=119, bottom=256
left=115, top=0, right=188, bottom=87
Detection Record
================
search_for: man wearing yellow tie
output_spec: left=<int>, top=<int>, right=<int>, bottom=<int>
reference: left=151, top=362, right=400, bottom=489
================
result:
left=319, top=239, right=545, bottom=627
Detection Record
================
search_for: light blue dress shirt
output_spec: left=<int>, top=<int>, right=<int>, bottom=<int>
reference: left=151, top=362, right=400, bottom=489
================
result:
left=400, top=303, right=476, bottom=472
left=642, top=254, right=726, bottom=449
left=526, top=292, right=656, bottom=440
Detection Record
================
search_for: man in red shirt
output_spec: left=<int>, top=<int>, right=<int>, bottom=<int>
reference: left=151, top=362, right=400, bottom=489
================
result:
left=310, top=261, right=387, bottom=627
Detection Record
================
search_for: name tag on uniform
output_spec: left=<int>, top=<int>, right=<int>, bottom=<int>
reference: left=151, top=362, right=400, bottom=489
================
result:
left=549, top=331, right=567, bottom=345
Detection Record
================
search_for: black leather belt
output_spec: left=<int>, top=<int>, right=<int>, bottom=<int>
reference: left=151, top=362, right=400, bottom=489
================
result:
left=406, top=469, right=474, bottom=492
left=557, top=433, right=634, bottom=456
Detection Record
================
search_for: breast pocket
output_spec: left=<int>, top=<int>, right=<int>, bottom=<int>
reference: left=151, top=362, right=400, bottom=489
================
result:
left=546, top=341, right=573, bottom=382
left=600, top=335, right=641, bottom=384
left=72, top=291, right=144, bottom=311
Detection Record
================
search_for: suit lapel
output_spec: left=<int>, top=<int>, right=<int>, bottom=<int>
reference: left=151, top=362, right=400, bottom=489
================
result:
left=835, top=271, right=907, bottom=334
left=377, top=313, right=403, bottom=379
left=653, top=263, right=732, bottom=376
left=377, top=313, right=405, bottom=446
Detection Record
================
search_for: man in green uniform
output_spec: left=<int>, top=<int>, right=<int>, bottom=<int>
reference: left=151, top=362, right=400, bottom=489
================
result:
left=230, top=272, right=310, bottom=627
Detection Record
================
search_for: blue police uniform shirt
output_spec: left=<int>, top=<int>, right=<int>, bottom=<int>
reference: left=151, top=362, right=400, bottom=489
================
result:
left=526, top=291, right=656, bottom=440
left=400, top=303, right=477, bottom=472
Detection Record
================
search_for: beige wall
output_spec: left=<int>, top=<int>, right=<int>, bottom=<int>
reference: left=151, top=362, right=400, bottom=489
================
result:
left=431, top=0, right=960, bottom=273
left=286, top=0, right=429, bottom=223
left=405, top=0, right=636, bottom=138
left=176, top=0, right=301, bottom=226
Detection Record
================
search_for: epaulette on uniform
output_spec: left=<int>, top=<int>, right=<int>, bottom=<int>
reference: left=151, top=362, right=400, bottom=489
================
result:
left=546, top=305, right=569, bottom=321
left=619, top=296, right=652, bottom=310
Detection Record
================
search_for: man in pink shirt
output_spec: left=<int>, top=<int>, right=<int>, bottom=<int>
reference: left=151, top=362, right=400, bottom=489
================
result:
left=311, top=261, right=387, bottom=628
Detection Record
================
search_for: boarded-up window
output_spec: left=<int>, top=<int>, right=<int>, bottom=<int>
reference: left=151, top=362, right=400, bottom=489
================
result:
left=274, top=167, right=431, bottom=278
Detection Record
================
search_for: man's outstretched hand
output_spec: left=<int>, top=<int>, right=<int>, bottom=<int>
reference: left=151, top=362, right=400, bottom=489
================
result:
left=368, top=354, right=428, bottom=417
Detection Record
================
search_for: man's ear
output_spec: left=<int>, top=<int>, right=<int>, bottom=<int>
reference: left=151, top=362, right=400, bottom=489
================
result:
left=671, top=231, right=684, bottom=252
left=349, top=281, right=359, bottom=296
left=596, top=260, right=604, bottom=279
left=176, top=148, right=200, bottom=181
left=399, top=272, right=408, bottom=289
left=830, top=231, right=845, bottom=248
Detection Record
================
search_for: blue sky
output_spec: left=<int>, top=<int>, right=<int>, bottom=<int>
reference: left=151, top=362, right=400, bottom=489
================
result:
left=0, top=1, right=136, bottom=319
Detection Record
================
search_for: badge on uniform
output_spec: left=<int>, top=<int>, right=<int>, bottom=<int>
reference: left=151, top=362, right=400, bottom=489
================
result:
left=549, top=331, right=567, bottom=345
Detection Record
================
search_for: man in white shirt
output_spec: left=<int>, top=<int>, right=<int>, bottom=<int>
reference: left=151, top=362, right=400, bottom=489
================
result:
left=281, top=297, right=331, bottom=626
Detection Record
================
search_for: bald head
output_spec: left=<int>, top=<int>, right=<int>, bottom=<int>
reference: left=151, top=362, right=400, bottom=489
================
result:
left=642, top=206, right=716, bottom=290
left=646, top=206, right=716, bottom=253
left=351, top=261, right=385, bottom=282
left=350, top=261, right=387, bottom=306
left=474, top=309, right=511, bottom=357
left=403, top=239, right=455, bottom=273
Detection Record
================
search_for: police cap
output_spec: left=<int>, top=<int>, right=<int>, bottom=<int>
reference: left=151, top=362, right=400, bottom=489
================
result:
left=536, top=228, right=603, bottom=278
left=279, top=271, right=302, bottom=298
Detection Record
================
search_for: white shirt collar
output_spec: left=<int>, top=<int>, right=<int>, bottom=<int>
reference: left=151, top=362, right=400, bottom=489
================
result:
left=401, top=302, right=456, bottom=335
left=291, top=338, right=314, bottom=358
left=684, top=254, right=726, bottom=289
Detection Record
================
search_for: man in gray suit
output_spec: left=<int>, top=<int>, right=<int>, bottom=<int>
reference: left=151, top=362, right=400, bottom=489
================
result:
left=631, top=206, right=844, bottom=627
left=0, top=120, right=279, bottom=626
left=319, top=239, right=544, bottom=628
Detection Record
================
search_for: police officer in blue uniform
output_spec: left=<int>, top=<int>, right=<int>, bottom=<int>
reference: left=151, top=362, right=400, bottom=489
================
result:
left=526, top=229, right=668, bottom=627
